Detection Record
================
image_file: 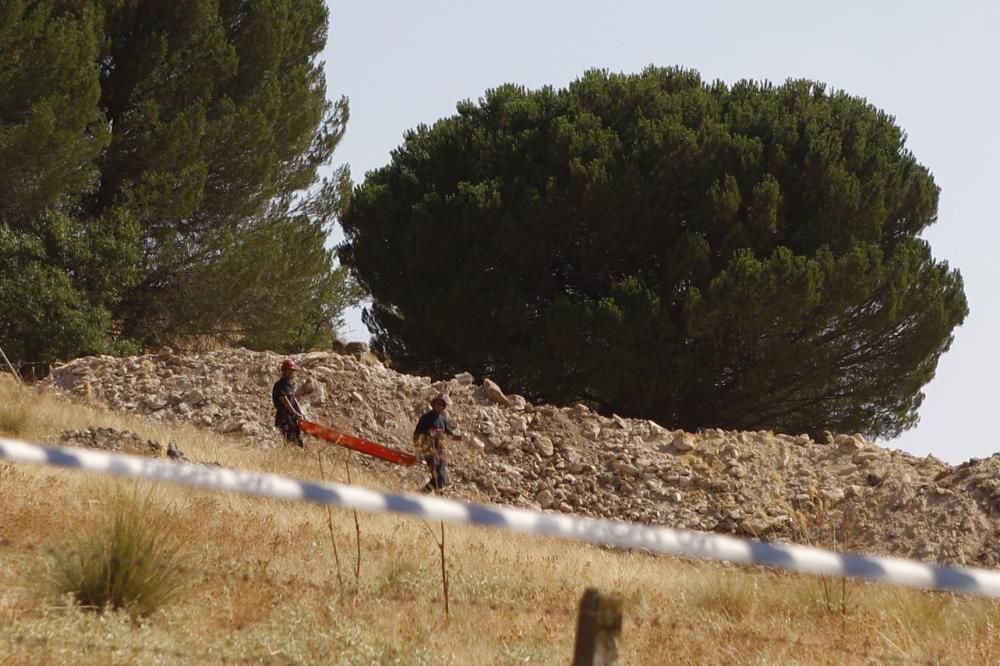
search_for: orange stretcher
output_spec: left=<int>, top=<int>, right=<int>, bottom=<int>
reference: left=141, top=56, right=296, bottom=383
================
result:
left=299, top=419, right=418, bottom=466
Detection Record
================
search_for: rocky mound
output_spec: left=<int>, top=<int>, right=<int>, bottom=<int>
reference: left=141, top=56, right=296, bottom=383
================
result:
left=57, top=426, right=162, bottom=456
left=43, top=347, right=1000, bottom=567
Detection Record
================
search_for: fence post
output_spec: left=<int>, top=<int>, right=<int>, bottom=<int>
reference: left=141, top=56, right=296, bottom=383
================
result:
left=0, top=345, right=21, bottom=384
left=572, top=587, right=623, bottom=666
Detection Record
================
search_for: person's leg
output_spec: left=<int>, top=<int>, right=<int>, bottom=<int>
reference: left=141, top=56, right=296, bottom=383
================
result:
left=428, top=455, right=448, bottom=490
left=436, top=458, right=449, bottom=488
left=289, top=420, right=304, bottom=447
left=421, top=456, right=436, bottom=492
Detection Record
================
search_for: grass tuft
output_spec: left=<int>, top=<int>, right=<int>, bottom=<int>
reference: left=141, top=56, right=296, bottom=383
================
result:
left=692, top=572, right=758, bottom=620
left=0, top=387, right=33, bottom=437
left=50, top=485, right=186, bottom=618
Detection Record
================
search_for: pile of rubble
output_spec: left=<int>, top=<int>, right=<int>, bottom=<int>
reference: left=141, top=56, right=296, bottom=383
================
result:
left=57, top=426, right=162, bottom=456
left=56, top=426, right=194, bottom=463
left=43, top=347, right=1000, bottom=567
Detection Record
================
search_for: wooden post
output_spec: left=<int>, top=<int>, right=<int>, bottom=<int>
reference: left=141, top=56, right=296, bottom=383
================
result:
left=572, top=587, right=623, bottom=666
left=0, top=345, right=21, bottom=384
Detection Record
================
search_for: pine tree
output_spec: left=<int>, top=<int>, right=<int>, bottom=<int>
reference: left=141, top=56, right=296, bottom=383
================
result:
left=0, top=1, right=136, bottom=363
left=0, top=0, right=358, bottom=363
left=341, top=68, right=967, bottom=438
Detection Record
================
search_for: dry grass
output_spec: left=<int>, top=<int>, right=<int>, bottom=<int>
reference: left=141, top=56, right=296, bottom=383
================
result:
left=0, top=384, right=37, bottom=439
left=0, top=381, right=999, bottom=664
left=50, top=484, right=186, bottom=617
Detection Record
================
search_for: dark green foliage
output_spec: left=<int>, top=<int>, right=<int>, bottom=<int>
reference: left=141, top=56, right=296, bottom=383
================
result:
left=91, top=0, right=355, bottom=347
left=0, top=211, right=139, bottom=362
left=0, top=1, right=107, bottom=222
left=341, top=67, right=967, bottom=438
left=152, top=210, right=364, bottom=353
left=0, top=1, right=127, bottom=363
left=0, top=0, right=357, bottom=364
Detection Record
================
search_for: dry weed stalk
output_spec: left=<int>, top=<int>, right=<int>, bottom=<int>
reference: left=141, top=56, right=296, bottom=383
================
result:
left=343, top=454, right=362, bottom=578
left=420, top=517, right=450, bottom=617
left=316, top=450, right=345, bottom=589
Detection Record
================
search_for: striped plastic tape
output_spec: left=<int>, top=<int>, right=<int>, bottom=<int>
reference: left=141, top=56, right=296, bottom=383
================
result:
left=2, top=436, right=1000, bottom=598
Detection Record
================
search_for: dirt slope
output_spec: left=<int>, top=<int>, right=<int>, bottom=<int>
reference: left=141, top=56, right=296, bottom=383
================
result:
left=42, top=347, right=1000, bottom=568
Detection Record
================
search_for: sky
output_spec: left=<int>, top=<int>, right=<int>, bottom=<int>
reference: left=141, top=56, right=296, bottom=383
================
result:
left=321, top=0, right=1000, bottom=464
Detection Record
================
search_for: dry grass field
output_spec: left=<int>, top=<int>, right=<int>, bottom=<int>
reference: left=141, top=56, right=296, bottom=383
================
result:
left=1, top=378, right=999, bottom=665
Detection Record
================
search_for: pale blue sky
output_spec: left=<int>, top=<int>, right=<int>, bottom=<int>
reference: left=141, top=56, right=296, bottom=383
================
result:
left=322, top=1, right=999, bottom=464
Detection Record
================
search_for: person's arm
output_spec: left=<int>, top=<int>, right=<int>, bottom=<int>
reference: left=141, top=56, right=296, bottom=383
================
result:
left=281, top=394, right=303, bottom=419
left=443, top=418, right=463, bottom=439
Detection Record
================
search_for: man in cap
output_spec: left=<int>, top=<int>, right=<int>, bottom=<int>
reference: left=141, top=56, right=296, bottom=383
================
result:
left=272, top=359, right=305, bottom=447
left=413, top=393, right=463, bottom=492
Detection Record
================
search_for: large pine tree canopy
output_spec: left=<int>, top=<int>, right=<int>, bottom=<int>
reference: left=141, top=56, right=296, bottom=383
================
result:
left=0, top=0, right=359, bottom=362
left=340, top=67, right=968, bottom=438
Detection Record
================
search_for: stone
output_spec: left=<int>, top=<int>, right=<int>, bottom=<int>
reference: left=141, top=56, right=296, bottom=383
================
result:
left=482, top=378, right=511, bottom=407
left=611, top=462, right=640, bottom=478
left=836, top=434, right=864, bottom=452
left=453, top=372, right=475, bottom=385
left=345, top=341, right=369, bottom=356
left=182, top=389, right=206, bottom=405
left=534, top=436, right=555, bottom=457
left=671, top=436, right=695, bottom=452
left=507, top=394, right=527, bottom=410
left=725, top=464, right=747, bottom=479
left=144, top=396, right=169, bottom=411
left=820, top=487, right=845, bottom=504
left=852, top=450, right=879, bottom=465
left=218, top=418, right=243, bottom=433
left=535, top=489, right=555, bottom=509
left=167, top=438, right=191, bottom=462
left=509, top=415, right=528, bottom=434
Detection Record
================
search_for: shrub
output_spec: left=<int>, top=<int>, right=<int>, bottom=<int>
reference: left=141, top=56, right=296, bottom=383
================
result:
left=51, top=485, right=185, bottom=617
left=0, top=384, right=33, bottom=437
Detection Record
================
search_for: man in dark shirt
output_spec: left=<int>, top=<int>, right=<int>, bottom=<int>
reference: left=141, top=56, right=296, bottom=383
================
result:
left=413, top=393, right=463, bottom=493
left=272, top=359, right=305, bottom=447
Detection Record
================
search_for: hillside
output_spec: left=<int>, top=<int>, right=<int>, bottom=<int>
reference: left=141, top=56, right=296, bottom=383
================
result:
left=3, top=350, right=1000, bottom=664
left=42, top=347, right=1000, bottom=567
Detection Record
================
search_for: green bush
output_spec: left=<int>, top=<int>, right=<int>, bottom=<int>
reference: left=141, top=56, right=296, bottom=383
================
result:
left=52, top=486, right=185, bottom=617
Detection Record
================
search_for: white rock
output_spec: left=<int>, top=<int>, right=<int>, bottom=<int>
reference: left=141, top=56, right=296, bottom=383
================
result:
left=509, top=415, right=528, bottom=434
left=144, top=397, right=169, bottom=411
left=482, top=379, right=510, bottom=407
left=534, top=436, right=555, bottom=457
left=535, top=489, right=555, bottom=509
left=507, top=394, right=527, bottom=410
left=820, top=487, right=845, bottom=504
left=671, top=436, right=695, bottom=452
left=182, top=389, right=206, bottom=405
left=453, top=372, right=475, bottom=385
left=218, top=418, right=243, bottom=433
left=836, top=434, right=864, bottom=452
left=852, top=450, right=879, bottom=465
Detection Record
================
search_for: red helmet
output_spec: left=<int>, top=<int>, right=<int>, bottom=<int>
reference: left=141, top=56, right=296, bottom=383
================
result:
left=431, top=393, right=451, bottom=407
left=281, top=359, right=298, bottom=372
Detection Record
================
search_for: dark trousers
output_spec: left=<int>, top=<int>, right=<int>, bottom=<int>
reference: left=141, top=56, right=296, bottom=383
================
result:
left=425, top=454, right=449, bottom=490
left=276, top=412, right=303, bottom=447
